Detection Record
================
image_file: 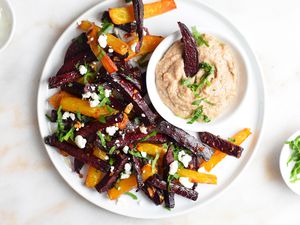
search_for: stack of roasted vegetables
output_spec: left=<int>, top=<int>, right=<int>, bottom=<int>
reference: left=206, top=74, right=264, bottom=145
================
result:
left=44, top=0, right=251, bottom=209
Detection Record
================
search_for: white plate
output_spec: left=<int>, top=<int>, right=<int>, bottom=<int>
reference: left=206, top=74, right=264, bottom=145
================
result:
left=0, top=0, right=15, bottom=52
left=279, top=130, right=300, bottom=195
left=37, top=0, right=265, bottom=219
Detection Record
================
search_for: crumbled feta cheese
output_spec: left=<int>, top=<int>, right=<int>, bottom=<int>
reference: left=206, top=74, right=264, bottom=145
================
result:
left=91, top=92, right=99, bottom=100
left=141, top=151, right=147, bottom=158
left=91, top=85, right=96, bottom=91
left=120, top=173, right=130, bottom=179
left=106, top=126, right=119, bottom=136
left=78, top=65, right=88, bottom=75
left=74, top=135, right=87, bottom=149
left=169, top=161, right=179, bottom=175
left=110, top=166, right=115, bottom=173
left=141, top=113, right=146, bottom=118
left=139, top=125, right=147, bottom=134
left=108, top=47, right=114, bottom=53
left=178, top=151, right=192, bottom=168
left=131, top=42, right=137, bottom=52
left=98, top=34, right=107, bottom=48
left=89, top=99, right=100, bottom=108
left=122, top=133, right=125, bottom=140
left=82, top=91, right=92, bottom=99
left=122, top=146, right=129, bottom=154
left=62, top=112, right=75, bottom=121
left=104, top=89, right=112, bottom=98
left=197, top=167, right=206, bottom=173
left=124, top=163, right=132, bottom=172
left=179, top=177, right=194, bottom=189
left=104, top=155, right=109, bottom=161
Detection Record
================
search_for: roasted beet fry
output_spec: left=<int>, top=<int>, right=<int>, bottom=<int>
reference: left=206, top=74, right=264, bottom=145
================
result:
left=148, top=175, right=198, bottom=201
left=45, top=135, right=110, bottom=172
left=106, top=132, right=168, bottom=150
left=132, top=0, right=144, bottom=52
left=142, top=181, right=164, bottom=205
left=157, top=120, right=213, bottom=161
left=103, top=73, right=157, bottom=125
left=64, top=33, right=90, bottom=63
left=95, top=154, right=128, bottom=192
left=131, top=156, right=143, bottom=189
left=48, top=71, right=81, bottom=89
left=178, top=22, right=199, bottom=77
left=77, top=113, right=124, bottom=142
left=163, top=146, right=175, bottom=208
left=199, top=132, right=244, bottom=158
left=57, top=50, right=96, bottom=75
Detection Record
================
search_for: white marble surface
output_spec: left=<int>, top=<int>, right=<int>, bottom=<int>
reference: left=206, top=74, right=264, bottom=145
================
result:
left=1, top=0, right=300, bottom=224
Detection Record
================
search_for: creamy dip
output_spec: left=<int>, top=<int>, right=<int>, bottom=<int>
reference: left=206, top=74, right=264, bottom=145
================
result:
left=155, top=34, right=238, bottom=122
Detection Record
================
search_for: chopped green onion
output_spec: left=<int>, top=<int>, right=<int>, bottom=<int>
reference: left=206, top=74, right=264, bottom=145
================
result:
left=152, top=152, right=160, bottom=173
left=139, top=131, right=158, bottom=142
left=191, top=26, right=209, bottom=47
left=97, top=131, right=107, bottom=148
left=286, top=135, right=300, bottom=183
left=124, top=192, right=138, bottom=200
left=109, top=146, right=116, bottom=155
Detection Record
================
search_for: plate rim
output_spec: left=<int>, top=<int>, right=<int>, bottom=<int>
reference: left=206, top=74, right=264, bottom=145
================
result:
left=36, top=0, right=266, bottom=219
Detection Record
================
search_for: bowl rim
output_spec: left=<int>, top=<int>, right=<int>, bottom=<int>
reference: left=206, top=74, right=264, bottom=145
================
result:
left=146, top=28, right=249, bottom=132
left=0, top=0, right=16, bottom=52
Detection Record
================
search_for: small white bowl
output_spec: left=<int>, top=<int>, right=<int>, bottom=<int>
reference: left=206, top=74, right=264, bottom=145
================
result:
left=279, top=130, right=300, bottom=195
left=0, top=0, right=15, bottom=52
left=146, top=29, right=249, bottom=132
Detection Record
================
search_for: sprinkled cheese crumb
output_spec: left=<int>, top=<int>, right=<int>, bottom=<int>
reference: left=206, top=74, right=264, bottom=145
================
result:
left=62, top=112, right=75, bottom=121
left=141, top=151, right=147, bottom=158
left=104, top=89, right=112, bottom=98
left=108, top=47, right=114, bottom=53
left=74, top=135, right=87, bottom=149
left=106, top=126, right=119, bottom=136
left=110, top=166, right=115, bottom=173
left=78, top=65, right=88, bottom=75
left=98, top=34, right=107, bottom=48
left=179, top=177, right=194, bottom=189
left=169, top=161, right=179, bottom=175
left=123, top=146, right=129, bottom=154
left=178, top=151, right=192, bottom=168
left=139, top=125, right=147, bottom=134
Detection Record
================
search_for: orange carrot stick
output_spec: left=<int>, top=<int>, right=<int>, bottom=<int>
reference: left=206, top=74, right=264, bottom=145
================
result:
left=177, top=168, right=217, bottom=184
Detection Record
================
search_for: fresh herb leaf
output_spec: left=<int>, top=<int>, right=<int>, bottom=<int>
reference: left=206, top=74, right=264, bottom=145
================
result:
left=192, top=98, right=215, bottom=106
left=228, top=137, right=236, bottom=143
left=76, top=111, right=82, bottom=121
left=152, top=152, right=160, bottom=173
left=191, top=26, right=209, bottom=47
left=105, top=105, right=114, bottom=113
left=286, top=135, right=300, bottom=183
left=124, top=192, right=138, bottom=200
left=97, top=131, right=107, bottom=148
left=59, top=127, right=75, bottom=142
left=56, top=106, right=64, bottom=138
left=109, top=146, right=116, bottom=155
left=139, top=131, right=158, bottom=142
left=97, top=47, right=106, bottom=61
left=109, top=157, right=115, bottom=166
left=187, top=105, right=211, bottom=124
left=98, top=115, right=106, bottom=123
left=45, top=114, right=52, bottom=121
left=129, top=150, right=143, bottom=158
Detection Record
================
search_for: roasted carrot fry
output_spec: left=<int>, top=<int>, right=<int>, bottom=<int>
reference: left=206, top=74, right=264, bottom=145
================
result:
left=177, top=168, right=217, bottom=184
left=126, top=35, right=163, bottom=60
left=49, top=91, right=74, bottom=109
left=85, top=147, right=107, bottom=188
left=201, top=128, right=252, bottom=172
left=78, top=21, right=118, bottom=73
left=117, top=113, right=129, bottom=130
left=107, top=34, right=129, bottom=55
left=136, top=143, right=166, bottom=156
left=109, top=0, right=177, bottom=25
left=85, top=166, right=104, bottom=188
left=60, top=96, right=114, bottom=119
left=107, top=164, right=155, bottom=200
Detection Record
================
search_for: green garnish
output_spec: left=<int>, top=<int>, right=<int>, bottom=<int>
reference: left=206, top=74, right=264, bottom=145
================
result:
left=167, top=173, right=180, bottom=191
left=152, top=152, right=160, bottom=173
left=98, top=115, right=107, bottom=123
left=45, top=114, right=52, bottom=121
left=106, top=105, right=114, bottom=113
left=97, top=47, right=106, bottom=61
left=228, top=138, right=236, bottom=143
left=109, top=157, right=115, bottom=166
left=109, top=146, right=117, bottom=155
left=97, top=85, right=111, bottom=108
left=129, top=150, right=143, bottom=158
left=124, top=192, right=138, bottom=200
left=56, top=106, right=65, bottom=140
left=101, top=22, right=114, bottom=34
left=97, top=131, right=107, bottom=148
left=76, top=111, right=82, bottom=121
left=139, top=131, right=158, bottom=142
left=125, top=75, right=135, bottom=82
left=286, top=135, right=300, bottom=183
left=187, top=106, right=211, bottom=124
left=192, top=98, right=214, bottom=106
left=191, top=26, right=209, bottom=47
left=59, top=127, right=75, bottom=142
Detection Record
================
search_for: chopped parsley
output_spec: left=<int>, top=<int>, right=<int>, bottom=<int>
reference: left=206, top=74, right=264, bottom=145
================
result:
left=124, top=192, right=138, bottom=200
left=75, top=63, right=96, bottom=84
left=192, top=98, right=214, bottom=106
left=97, top=131, right=107, bottom=148
left=139, top=131, right=158, bottom=142
left=191, top=26, right=209, bottom=47
left=151, top=152, right=160, bottom=173
left=109, top=146, right=116, bottom=155
left=59, top=127, right=75, bottom=142
left=286, top=135, right=300, bottom=183
left=187, top=106, right=211, bottom=124
left=129, top=150, right=143, bottom=158
left=97, top=85, right=112, bottom=108
left=98, top=115, right=107, bottom=123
